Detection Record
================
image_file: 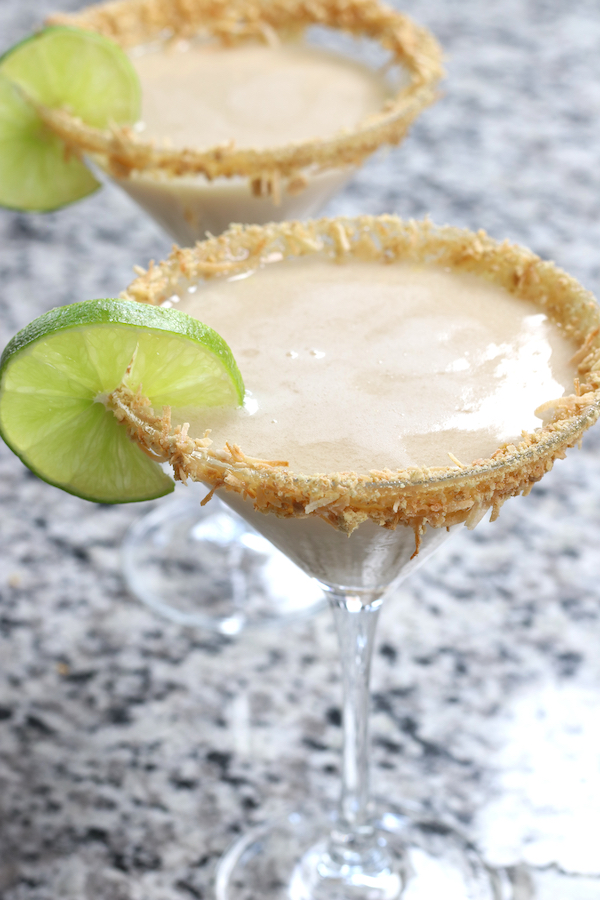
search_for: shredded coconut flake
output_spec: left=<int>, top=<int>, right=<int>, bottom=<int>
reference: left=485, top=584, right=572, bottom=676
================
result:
left=45, top=0, right=444, bottom=183
left=110, top=215, right=600, bottom=536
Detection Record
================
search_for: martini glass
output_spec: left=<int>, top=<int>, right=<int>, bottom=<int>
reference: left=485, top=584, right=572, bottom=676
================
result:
left=44, top=0, right=444, bottom=633
left=110, top=215, right=600, bottom=898
left=49, top=0, right=443, bottom=245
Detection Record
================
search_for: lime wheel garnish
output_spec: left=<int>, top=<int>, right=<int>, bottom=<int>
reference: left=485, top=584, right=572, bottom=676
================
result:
left=0, top=299, right=244, bottom=503
left=0, top=26, right=141, bottom=211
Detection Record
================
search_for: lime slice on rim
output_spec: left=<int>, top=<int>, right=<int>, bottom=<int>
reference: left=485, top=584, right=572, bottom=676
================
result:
left=0, top=300, right=244, bottom=503
left=0, top=26, right=141, bottom=211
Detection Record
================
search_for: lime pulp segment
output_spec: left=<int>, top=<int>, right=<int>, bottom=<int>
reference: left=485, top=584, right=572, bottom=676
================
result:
left=0, top=26, right=141, bottom=211
left=0, top=300, right=244, bottom=503
left=0, top=72, right=99, bottom=211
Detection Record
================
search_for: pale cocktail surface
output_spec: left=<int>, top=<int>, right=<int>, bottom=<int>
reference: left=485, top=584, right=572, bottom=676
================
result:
left=169, top=256, right=577, bottom=474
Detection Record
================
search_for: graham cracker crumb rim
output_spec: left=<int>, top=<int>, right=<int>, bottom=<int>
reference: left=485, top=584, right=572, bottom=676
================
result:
left=117, top=214, right=600, bottom=532
left=45, top=0, right=444, bottom=181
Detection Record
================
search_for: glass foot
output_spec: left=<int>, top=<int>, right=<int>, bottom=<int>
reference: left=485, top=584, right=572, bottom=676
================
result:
left=121, top=495, right=326, bottom=635
left=215, top=804, right=520, bottom=900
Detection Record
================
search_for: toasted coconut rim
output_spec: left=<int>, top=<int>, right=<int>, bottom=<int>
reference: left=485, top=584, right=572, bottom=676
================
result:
left=45, top=0, right=443, bottom=183
left=113, top=215, right=600, bottom=535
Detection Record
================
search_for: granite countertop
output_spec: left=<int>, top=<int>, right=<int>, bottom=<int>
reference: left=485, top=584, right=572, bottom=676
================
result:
left=2, top=1, right=600, bottom=898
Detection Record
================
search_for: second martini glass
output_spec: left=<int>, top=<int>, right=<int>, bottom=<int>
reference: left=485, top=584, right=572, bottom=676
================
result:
left=111, top=215, right=600, bottom=897
left=46, top=0, right=444, bottom=633
left=49, top=0, right=443, bottom=244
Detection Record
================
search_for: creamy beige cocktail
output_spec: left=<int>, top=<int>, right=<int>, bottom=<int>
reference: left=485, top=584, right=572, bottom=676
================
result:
left=118, top=40, right=389, bottom=240
left=47, top=0, right=443, bottom=243
left=167, top=258, right=575, bottom=473
left=133, top=43, right=389, bottom=153
left=118, top=217, right=600, bottom=589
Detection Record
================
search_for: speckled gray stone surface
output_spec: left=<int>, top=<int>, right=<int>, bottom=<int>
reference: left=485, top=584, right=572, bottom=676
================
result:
left=2, top=1, right=600, bottom=897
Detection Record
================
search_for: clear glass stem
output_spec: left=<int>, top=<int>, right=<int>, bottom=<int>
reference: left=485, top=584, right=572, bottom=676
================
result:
left=321, top=589, right=396, bottom=884
left=330, top=590, right=382, bottom=830
left=217, top=584, right=496, bottom=899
